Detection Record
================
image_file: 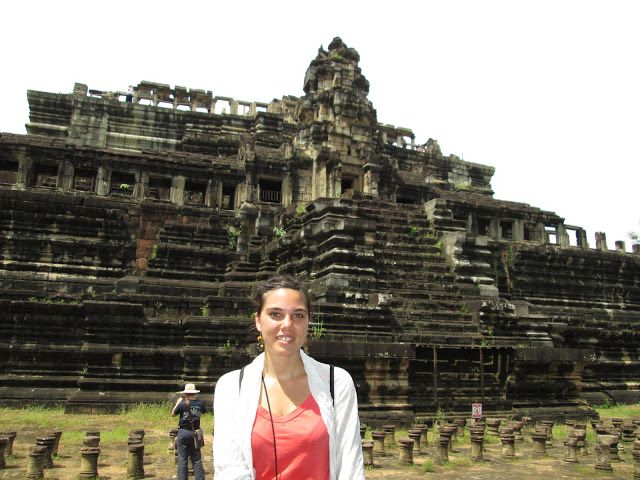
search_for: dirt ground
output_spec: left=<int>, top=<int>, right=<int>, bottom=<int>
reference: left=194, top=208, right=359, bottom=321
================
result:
left=0, top=426, right=635, bottom=480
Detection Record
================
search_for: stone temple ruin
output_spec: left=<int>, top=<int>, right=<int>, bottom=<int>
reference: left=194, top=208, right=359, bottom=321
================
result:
left=1, top=37, right=639, bottom=421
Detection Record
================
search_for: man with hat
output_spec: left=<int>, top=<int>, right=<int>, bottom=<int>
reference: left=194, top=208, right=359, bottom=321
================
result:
left=172, top=383, right=206, bottom=480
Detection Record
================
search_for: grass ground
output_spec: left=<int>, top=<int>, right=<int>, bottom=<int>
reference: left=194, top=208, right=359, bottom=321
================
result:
left=0, top=403, right=638, bottom=479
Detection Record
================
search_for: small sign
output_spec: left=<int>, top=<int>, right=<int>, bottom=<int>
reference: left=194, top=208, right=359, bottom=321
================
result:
left=472, top=402, right=483, bottom=418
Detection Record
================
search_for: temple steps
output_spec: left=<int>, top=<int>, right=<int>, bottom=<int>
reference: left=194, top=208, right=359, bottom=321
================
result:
left=401, top=334, right=482, bottom=346
left=137, top=278, right=221, bottom=297
left=375, top=259, right=449, bottom=274
left=145, top=268, right=224, bottom=283
left=389, top=296, right=468, bottom=310
left=373, top=249, right=445, bottom=262
left=159, top=223, right=230, bottom=249
left=315, top=314, right=395, bottom=339
left=377, top=271, right=457, bottom=284
left=395, top=321, right=477, bottom=336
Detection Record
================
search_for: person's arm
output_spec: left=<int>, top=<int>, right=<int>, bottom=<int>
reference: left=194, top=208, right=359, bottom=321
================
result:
left=213, top=372, right=254, bottom=479
left=333, top=369, right=365, bottom=480
left=172, top=397, right=183, bottom=416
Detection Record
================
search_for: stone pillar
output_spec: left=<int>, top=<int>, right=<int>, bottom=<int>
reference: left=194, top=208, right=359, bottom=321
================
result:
left=128, top=429, right=144, bottom=445
left=382, top=424, right=396, bottom=447
left=359, top=425, right=366, bottom=440
left=436, top=435, right=449, bottom=463
left=615, top=241, right=626, bottom=253
left=60, top=160, right=74, bottom=192
left=573, top=426, right=587, bottom=456
left=500, top=429, right=516, bottom=458
left=564, top=434, right=579, bottom=463
left=609, top=432, right=621, bottom=461
left=25, top=445, right=47, bottom=479
left=363, top=163, right=380, bottom=198
left=398, top=438, right=414, bottom=464
left=488, top=218, right=500, bottom=240
left=0, top=436, right=7, bottom=468
left=633, top=440, right=640, bottom=480
left=454, top=418, right=466, bottom=437
left=95, top=166, right=110, bottom=196
left=486, top=418, right=501, bottom=436
left=509, top=421, right=524, bottom=441
left=539, top=420, right=554, bottom=448
left=633, top=244, right=640, bottom=256
left=512, top=219, right=525, bottom=241
left=79, top=446, right=100, bottom=479
left=531, top=429, right=548, bottom=457
left=167, top=428, right=178, bottom=455
left=565, top=419, right=575, bottom=438
left=622, top=422, right=637, bottom=443
left=577, top=228, right=589, bottom=248
left=521, top=416, right=532, bottom=434
left=558, top=224, right=570, bottom=246
left=531, top=223, right=546, bottom=242
left=0, top=432, right=16, bottom=456
left=594, top=424, right=608, bottom=437
left=127, top=443, right=145, bottom=480
left=595, top=435, right=616, bottom=471
left=362, top=441, right=374, bottom=467
left=171, top=175, right=185, bottom=205
left=447, top=423, right=459, bottom=451
left=35, top=436, right=55, bottom=468
left=371, top=431, right=386, bottom=457
left=408, top=429, right=422, bottom=454
left=85, top=431, right=101, bottom=441
left=84, top=436, right=100, bottom=448
left=440, top=425, right=457, bottom=453
left=47, top=430, right=62, bottom=456
left=595, top=232, right=608, bottom=251
left=418, top=424, right=429, bottom=448
left=470, top=429, right=484, bottom=461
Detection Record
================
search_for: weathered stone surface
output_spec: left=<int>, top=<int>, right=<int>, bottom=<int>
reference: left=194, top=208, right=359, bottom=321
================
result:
left=0, top=37, right=639, bottom=421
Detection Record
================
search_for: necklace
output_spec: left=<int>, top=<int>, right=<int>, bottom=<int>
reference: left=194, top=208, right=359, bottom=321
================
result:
left=261, top=373, right=280, bottom=479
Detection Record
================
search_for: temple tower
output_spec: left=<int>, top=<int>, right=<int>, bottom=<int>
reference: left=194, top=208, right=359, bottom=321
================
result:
left=295, top=37, right=380, bottom=198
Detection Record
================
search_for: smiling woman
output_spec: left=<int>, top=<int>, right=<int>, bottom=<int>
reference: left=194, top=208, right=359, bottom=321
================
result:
left=213, top=275, right=364, bottom=480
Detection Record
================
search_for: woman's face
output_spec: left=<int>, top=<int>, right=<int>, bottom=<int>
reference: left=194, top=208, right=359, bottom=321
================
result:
left=255, top=288, right=309, bottom=357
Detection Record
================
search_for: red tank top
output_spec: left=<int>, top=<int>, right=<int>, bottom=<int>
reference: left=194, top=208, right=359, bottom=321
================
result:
left=251, top=393, right=329, bottom=480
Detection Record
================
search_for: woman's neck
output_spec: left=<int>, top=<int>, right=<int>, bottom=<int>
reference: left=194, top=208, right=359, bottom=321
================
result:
left=263, top=351, right=305, bottom=380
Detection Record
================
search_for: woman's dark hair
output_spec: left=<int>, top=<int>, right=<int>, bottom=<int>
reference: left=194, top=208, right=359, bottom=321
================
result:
left=253, top=275, right=312, bottom=315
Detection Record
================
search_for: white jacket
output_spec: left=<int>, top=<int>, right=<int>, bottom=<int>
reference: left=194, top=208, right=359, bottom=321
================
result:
left=213, top=350, right=364, bottom=479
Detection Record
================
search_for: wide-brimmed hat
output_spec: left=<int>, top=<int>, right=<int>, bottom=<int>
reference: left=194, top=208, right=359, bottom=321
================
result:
left=180, top=383, right=200, bottom=394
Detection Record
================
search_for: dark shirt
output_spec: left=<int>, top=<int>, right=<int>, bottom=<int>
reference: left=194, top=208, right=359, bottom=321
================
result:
left=174, top=398, right=206, bottom=429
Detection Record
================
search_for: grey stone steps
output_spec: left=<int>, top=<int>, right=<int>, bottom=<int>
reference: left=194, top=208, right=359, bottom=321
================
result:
left=375, top=257, right=448, bottom=270
left=1, top=260, right=130, bottom=277
left=373, top=248, right=443, bottom=260
left=390, top=298, right=468, bottom=311
left=396, top=317, right=476, bottom=332
left=376, top=271, right=457, bottom=284
left=145, top=267, right=225, bottom=283
left=398, top=333, right=481, bottom=346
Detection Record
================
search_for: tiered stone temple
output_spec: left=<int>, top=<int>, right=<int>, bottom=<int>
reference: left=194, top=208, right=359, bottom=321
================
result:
left=1, top=36, right=639, bottom=421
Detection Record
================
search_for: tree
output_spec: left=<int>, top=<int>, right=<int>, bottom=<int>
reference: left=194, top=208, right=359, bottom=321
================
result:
left=629, top=220, right=639, bottom=245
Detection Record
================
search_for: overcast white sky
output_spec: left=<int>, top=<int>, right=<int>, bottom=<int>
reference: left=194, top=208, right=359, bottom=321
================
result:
left=2, top=1, right=638, bottom=249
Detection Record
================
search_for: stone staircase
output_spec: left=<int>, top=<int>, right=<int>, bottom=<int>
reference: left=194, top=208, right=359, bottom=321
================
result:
left=146, top=221, right=233, bottom=284
left=0, top=189, right=135, bottom=301
left=365, top=202, right=480, bottom=346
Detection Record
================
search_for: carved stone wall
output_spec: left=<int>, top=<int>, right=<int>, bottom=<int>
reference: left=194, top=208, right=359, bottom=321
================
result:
left=0, top=37, right=638, bottom=422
